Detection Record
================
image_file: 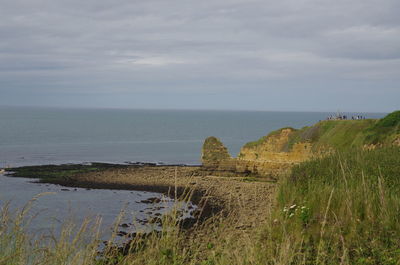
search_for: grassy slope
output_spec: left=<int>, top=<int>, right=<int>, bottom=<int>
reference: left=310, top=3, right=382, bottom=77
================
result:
left=242, top=120, right=377, bottom=153
left=364, top=111, right=400, bottom=144
left=264, top=147, right=400, bottom=264
left=243, top=110, right=400, bottom=153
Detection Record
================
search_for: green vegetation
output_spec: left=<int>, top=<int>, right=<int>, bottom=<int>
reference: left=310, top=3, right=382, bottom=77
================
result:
left=261, top=147, right=400, bottom=264
left=6, top=163, right=127, bottom=183
left=374, top=110, right=400, bottom=128
left=300, top=119, right=375, bottom=151
left=364, top=111, right=400, bottom=145
left=0, top=194, right=100, bottom=264
left=243, top=127, right=295, bottom=148
left=243, top=119, right=378, bottom=151
left=243, top=111, right=400, bottom=153
left=193, top=147, right=400, bottom=264
left=0, top=193, right=191, bottom=265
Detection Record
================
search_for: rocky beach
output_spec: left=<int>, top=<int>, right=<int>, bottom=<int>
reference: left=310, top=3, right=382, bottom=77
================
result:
left=5, top=163, right=276, bottom=240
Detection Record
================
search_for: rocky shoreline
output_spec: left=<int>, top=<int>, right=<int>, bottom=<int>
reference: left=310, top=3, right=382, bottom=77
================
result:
left=5, top=162, right=277, bottom=258
left=5, top=163, right=276, bottom=234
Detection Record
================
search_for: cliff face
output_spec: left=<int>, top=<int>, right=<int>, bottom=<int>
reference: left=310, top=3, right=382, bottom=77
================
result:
left=202, top=129, right=313, bottom=176
left=201, top=111, right=400, bottom=177
left=236, top=128, right=314, bottom=176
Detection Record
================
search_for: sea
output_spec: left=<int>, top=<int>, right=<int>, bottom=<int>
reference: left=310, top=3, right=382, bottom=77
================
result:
left=0, top=106, right=386, bottom=239
left=0, top=106, right=386, bottom=167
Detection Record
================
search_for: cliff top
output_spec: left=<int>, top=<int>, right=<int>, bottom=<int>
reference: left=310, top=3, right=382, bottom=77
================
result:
left=241, top=111, right=400, bottom=153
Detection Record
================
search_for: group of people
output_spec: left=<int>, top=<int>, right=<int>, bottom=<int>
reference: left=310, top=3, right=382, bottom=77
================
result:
left=325, top=114, right=366, bottom=121
left=351, top=115, right=366, bottom=120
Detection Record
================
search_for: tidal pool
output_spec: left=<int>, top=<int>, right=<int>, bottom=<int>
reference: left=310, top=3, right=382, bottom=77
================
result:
left=0, top=173, right=193, bottom=241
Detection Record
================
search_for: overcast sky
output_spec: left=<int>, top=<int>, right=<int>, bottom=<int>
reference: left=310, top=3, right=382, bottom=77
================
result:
left=0, top=0, right=399, bottom=112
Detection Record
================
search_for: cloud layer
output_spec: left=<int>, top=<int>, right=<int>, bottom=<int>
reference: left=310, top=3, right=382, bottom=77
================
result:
left=1, top=0, right=399, bottom=111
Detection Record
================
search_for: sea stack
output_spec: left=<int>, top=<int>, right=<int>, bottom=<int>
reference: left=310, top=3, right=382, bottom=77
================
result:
left=201, top=136, right=235, bottom=171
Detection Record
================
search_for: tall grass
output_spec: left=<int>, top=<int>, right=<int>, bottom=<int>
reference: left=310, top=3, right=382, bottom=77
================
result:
left=0, top=193, right=102, bottom=265
left=255, top=147, right=400, bottom=264
left=0, top=191, right=199, bottom=265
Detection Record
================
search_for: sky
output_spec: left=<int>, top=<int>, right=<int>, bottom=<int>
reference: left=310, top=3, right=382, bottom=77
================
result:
left=0, top=0, right=399, bottom=112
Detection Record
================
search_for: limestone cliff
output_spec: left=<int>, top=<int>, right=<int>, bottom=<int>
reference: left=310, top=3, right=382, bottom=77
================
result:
left=202, top=129, right=315, bottom=176
left=236, top=128, right=314, bottom=176
left=201, top=110, right=400, bottom=177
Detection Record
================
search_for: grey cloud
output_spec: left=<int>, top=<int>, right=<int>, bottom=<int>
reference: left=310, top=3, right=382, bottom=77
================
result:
left=317, top=26, right=400, bottom=60
left=0, top=0, right=399, bottom=111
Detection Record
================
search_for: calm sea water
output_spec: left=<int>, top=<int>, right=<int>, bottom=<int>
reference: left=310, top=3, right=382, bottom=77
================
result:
left=0, top=173, right=187, bottom=240
left=0, top=106, right=386, bottom=167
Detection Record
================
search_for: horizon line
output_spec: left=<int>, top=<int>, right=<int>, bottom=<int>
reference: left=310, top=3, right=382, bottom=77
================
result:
left=0, top=104, right=390, bottom=114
